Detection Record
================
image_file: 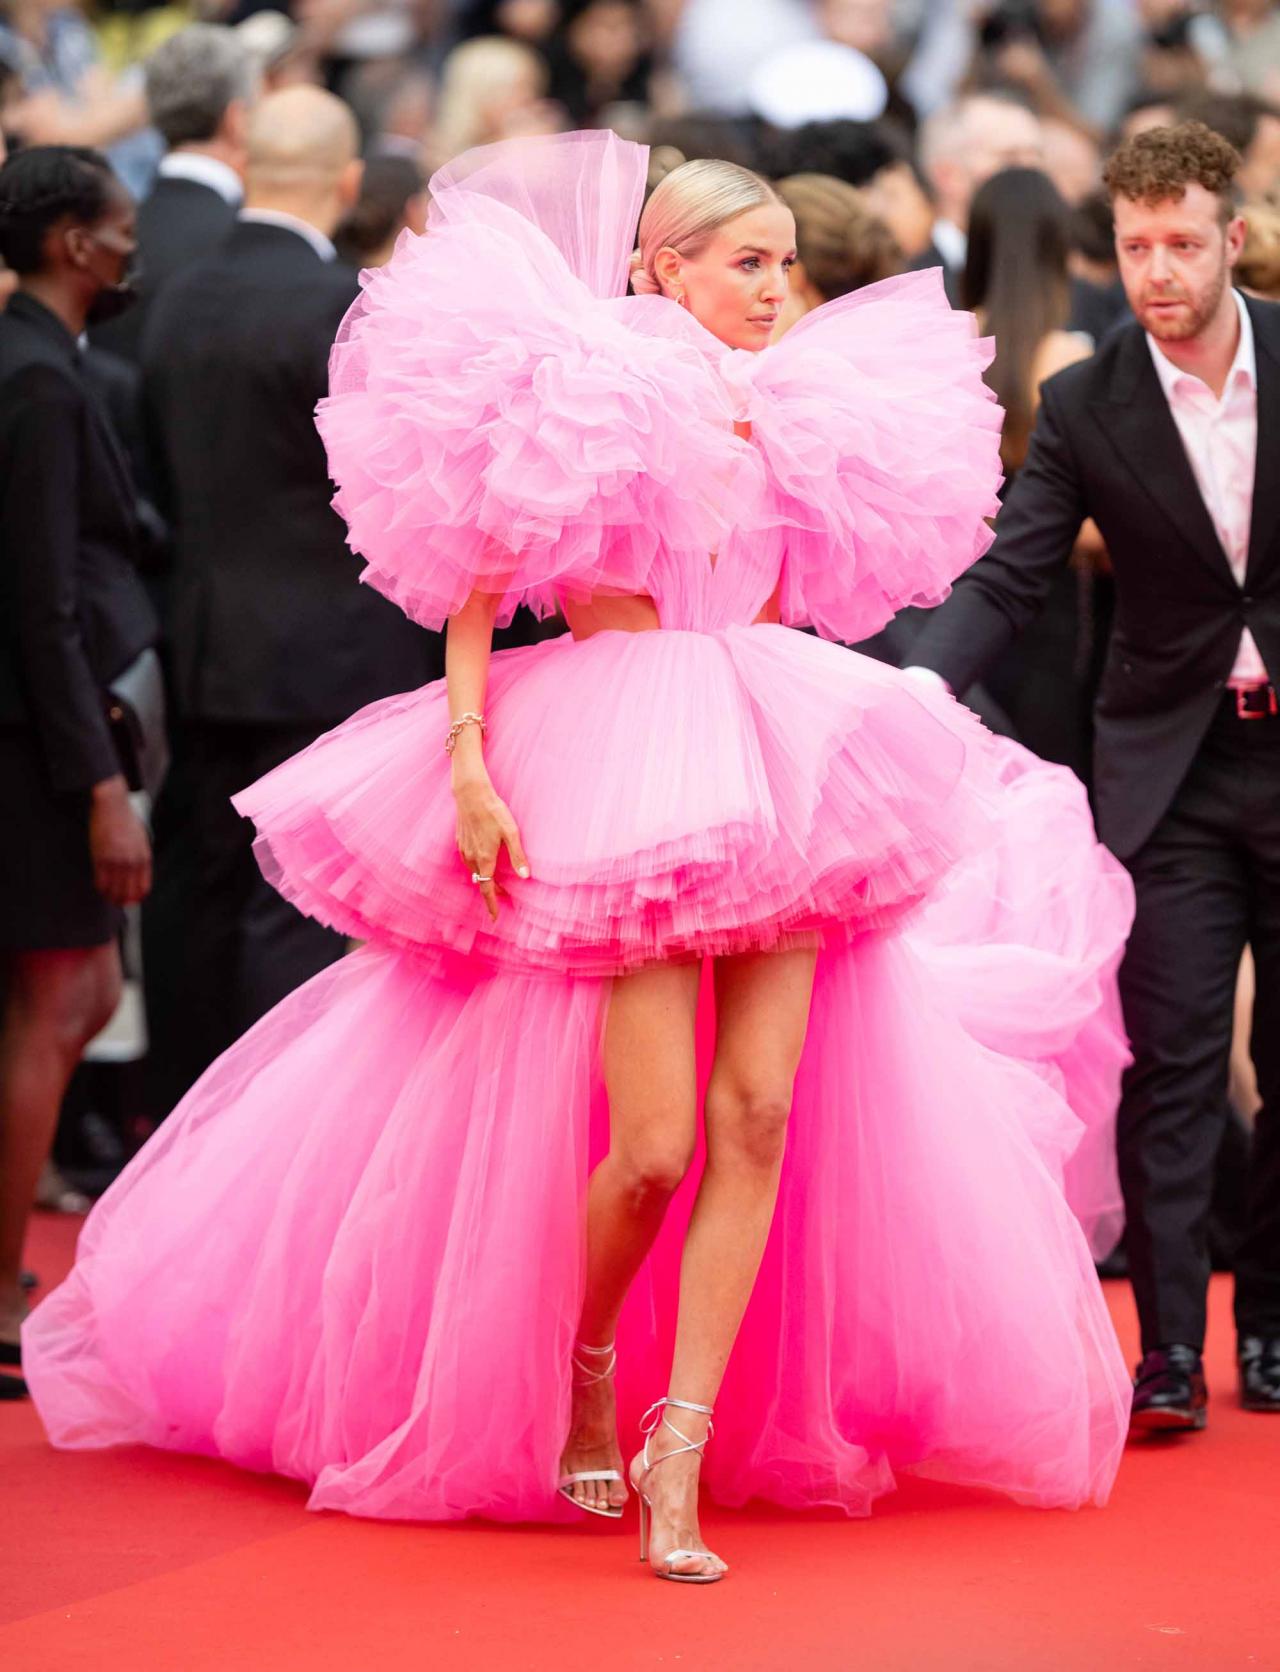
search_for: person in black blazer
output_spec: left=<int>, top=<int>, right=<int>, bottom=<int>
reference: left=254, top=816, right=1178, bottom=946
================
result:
left=139, top=86, right=443, bottom=1116
left=0, top=147, right=157, bottom=1395
left=90, top=24, right=254, bottom=363
left=909, top=122, right=1280, bottom=1429
left=908, top=91, right=1045, bottom=307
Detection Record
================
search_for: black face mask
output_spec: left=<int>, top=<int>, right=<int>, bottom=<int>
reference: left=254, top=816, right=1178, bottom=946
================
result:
left=85, top=268, right=140, bottom=325
left=80, top=232, right=142, bottom=326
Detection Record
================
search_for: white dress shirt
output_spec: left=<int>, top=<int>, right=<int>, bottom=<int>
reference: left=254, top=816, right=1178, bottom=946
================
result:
left=929, top=217, right=966, bottom=275
left=1147, top=290, right=1266, bottom=685
left=237, top=207, right=338, bottom=264
left=158, top=151, right=244, bottom=207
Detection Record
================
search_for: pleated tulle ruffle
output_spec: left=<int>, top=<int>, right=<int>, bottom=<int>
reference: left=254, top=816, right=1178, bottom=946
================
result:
left=233, top=627, right=990, bottom=977
left=317, top=132, right=1003, bottom=643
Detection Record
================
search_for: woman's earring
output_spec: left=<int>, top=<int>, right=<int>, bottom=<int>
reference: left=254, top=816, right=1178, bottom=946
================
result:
left=676, top=290, right=688, bottom=309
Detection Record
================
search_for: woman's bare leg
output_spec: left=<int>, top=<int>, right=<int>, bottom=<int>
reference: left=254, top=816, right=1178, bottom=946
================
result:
left=640, top=945, right=817, bottom=1576
left=559, top=959, right=701, bottom=1512
left=0, top=944, right=122, bottom=1345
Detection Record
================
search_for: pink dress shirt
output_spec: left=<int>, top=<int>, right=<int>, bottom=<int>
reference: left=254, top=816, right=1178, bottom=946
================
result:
left=1147, top=290, right=1267, bottom=685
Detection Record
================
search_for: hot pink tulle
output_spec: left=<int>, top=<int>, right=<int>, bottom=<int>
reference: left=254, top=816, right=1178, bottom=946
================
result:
left=233, top=628, right=982, bottom=976
left=23, top=131, right=1135, bottom=1524
left=25, top=839, right=1130, bottom=1521
left=318, top=134, right=1001, bottom=641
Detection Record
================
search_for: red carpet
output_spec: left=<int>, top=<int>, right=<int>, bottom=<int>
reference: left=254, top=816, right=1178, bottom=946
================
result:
left=2, top=1210, right=1275, bottom=1671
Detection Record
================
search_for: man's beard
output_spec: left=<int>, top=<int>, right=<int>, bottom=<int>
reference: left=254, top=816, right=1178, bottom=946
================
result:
left=1140, top=264, right=1227, bottom=342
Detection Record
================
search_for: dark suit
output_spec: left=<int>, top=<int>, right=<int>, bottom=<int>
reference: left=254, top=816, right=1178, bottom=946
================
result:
left=912, top=294, right=1280, bottom=1352
left=0, top=293, right=157, bottom=947
left=91, top=172, right=239, bottom=363
left=139, top=218, right=442, bottom=1110
left=907, top=238, right=961, bottom=306
left=0, top=295, right=154, bottom=780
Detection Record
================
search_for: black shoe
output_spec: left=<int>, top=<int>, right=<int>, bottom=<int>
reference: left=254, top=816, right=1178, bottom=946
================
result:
left=0, top=1340, right=18, bottom=1368
left=0, top=1374, right=29, bottom=1400
left=1129, top=1344, right=1208, bottom=1433
left=1238, top=1337, right=1280, bottom=1412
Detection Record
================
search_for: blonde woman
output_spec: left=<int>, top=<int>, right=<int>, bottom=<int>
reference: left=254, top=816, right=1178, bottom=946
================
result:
left=26, top=132, right=1133, bottom=1585
left=430, top=34, right=554, bottom=164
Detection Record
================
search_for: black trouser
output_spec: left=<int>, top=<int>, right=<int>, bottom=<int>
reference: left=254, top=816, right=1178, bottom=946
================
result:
left=141, top=719, right=347, bottom=1120
left=1118, top=695, right=1280, bottom=1352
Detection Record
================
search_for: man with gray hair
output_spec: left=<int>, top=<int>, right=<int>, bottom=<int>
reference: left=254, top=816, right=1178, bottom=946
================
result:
left=92, top=24, right=257, bottom=359
left=909, top=89, right=1044, bottom=304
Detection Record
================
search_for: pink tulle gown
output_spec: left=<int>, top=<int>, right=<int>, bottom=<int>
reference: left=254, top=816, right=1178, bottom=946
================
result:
left=23, top=132, right=1136, bottom=1522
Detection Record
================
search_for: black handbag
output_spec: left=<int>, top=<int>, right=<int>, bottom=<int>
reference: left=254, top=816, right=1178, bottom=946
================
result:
left=104, top=647, right=169, bottom=800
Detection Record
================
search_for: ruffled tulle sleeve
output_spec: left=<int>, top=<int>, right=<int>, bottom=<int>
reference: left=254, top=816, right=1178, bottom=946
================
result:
left=738, top=269, right=1005, bottom=645
left=317, top=131, right=738, bottom=630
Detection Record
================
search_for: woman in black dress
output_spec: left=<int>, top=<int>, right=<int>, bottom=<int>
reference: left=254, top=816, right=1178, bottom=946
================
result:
left=0, top=146, right=156, bottom=1395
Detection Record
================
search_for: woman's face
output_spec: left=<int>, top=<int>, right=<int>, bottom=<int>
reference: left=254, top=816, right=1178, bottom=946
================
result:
left=660, top=202, right=797, bottom=352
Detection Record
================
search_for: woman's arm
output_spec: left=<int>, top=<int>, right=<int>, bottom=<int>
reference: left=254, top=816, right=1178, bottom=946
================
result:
left=446, top=589, right=530, bottom=922
left=6, top=84, right=149, bottom=150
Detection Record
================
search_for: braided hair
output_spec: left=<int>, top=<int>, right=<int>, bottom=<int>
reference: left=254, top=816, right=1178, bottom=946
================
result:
left=0, top=146, right=117, bottom=276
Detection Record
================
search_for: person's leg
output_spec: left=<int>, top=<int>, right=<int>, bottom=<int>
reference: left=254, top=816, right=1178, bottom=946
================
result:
left=1118, top=741, right=1248, bottom=1356
left=142, top=722, right=245, bottom=1116
left=235, top=725, right=347, bottom=1032
left=0, top=943, right=122, bottom=1343
left=1233, top=736, right=1280, bottom=1342
left=639, top=945, right=817, bottom=1577
left=559, top=958, right=702, bottom=1513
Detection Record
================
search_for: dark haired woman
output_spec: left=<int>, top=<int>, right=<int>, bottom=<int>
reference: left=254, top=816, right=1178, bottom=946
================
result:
left=335, top=153, right=430, bottom=270
left=962, top=164, right=1105, bottom=783
left=963, top=166, right=1091, bottom=477
left=0, top=144, right=156, bottom=1395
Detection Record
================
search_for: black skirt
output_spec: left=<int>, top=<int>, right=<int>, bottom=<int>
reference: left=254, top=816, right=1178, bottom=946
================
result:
left=0, top=728, right=120, bottom=951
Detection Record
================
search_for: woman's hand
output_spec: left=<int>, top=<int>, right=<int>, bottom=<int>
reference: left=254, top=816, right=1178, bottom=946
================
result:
left=452, top=765, right=531, bottom=923
left=89, top=775, right=152, bottom=906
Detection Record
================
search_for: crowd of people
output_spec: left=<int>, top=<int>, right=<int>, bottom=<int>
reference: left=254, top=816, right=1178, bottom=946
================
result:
left=1, top=0, right=1279, bottom=1436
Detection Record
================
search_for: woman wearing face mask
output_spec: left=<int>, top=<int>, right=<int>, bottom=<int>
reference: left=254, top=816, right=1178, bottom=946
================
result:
left=25, top=133, right=1133, bottom=1581
left=0, top=145, right=155, bottom=1400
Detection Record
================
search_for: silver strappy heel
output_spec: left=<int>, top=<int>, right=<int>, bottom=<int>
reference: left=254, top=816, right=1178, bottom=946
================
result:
left=628, top=1396, right=725, bottom=1583
left=557, top=1340, right=626, bottom=1519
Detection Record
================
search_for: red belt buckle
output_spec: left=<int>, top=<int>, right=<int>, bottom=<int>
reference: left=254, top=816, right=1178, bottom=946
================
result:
left=1234, top=684, right=1278, bottom=720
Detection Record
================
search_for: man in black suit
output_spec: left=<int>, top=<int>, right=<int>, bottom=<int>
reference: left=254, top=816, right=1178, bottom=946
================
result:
left=91, top=24, right=254, bottom=362
left=909, top=121, right=1280, bottom=1429
left=908, top=91, right=1045, bottom=305
left=140, top=86, right=442, bottom=1113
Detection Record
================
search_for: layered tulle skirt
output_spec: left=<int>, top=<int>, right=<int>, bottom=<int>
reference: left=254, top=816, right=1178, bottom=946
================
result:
left=24, top=624, right=1135, bottom=1519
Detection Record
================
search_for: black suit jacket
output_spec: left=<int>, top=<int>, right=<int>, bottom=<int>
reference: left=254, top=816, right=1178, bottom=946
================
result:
left=0, top=293, right=157, bottom=792
left=907, top=241, right=961, bottom=306
left=92, top=174, right=239, bottom=363
left=141, top=219, right=441, bottom=724
left=911, top=293, right=1280, bottom=859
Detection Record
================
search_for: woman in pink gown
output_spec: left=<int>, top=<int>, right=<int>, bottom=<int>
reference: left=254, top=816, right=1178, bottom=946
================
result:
left=23, top=131, right=1135, bottom=1583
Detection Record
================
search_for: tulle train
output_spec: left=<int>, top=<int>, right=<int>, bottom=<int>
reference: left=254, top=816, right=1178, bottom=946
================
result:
left=25, top=914, right=1131, bottom=1521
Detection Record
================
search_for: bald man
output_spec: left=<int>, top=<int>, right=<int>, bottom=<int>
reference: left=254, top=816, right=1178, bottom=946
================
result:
left=138, top=87, right=441, bottom=1116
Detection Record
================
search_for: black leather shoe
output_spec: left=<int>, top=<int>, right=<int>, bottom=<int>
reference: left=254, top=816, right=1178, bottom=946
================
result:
left=0, top=1374, right=29, bottom=1400
left=0, top=1340, right=19, bottom=1368
left=1238, top=1337, right=1280, bottom=1411
left=1129, top=1344, right=1208, bottom=1433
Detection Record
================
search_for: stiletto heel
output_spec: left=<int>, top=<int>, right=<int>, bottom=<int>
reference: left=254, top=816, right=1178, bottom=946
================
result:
left=557, top=1340, right=626, bottom=1518
left=628, top=1396, right=725, bottom=1583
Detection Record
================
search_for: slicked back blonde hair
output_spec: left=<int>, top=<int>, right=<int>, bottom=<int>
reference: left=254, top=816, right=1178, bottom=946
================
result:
left=632, top=157, right=781, bottom=295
